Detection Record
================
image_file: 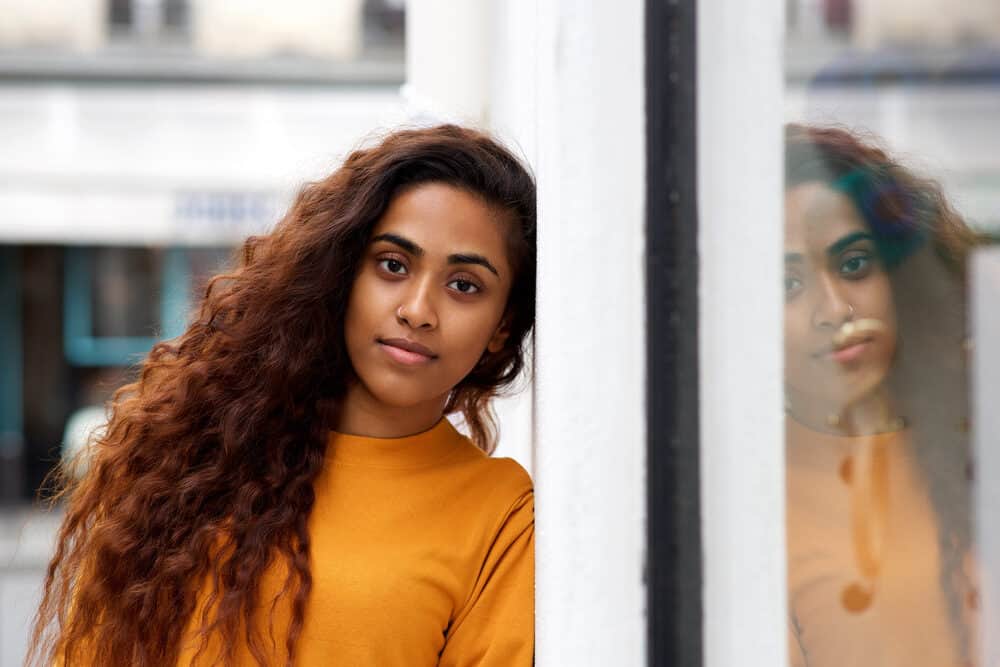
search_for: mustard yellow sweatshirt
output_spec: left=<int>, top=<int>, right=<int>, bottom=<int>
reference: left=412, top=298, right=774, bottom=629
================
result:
left=786, top=417, right=969, bottom=667
left=179, top=417, right=534, bottom=666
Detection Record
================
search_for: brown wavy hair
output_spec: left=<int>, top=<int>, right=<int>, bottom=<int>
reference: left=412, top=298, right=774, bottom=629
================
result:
left=785, top=123, right=980, bottom=273
left=28, top=124, right=536, bottom=667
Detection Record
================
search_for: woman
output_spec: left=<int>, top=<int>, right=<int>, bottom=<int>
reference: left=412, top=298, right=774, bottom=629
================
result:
left=783, top=124, right=981, bottom=666
left=29, top=124, right=537, bottom=666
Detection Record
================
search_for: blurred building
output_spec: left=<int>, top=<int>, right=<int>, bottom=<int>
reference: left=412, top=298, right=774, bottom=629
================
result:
left=789, top=0, right=1000, bottom=47
left=852, top=0, right=1000, bottom=48
left=0, top=0, right=407, bottom=506
left=0, top=3, right=408, bottom=663
left=787, top=0, right=1000, bottom=238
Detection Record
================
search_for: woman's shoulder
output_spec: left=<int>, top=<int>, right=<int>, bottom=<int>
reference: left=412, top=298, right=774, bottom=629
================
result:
left=440, top=434, right=533, bottom=509
left=449, top=436, right=531, bottom=481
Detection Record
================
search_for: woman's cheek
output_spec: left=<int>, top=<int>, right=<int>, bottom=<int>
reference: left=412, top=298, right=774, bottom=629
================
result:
left=784, top=306, right=809, bottom=361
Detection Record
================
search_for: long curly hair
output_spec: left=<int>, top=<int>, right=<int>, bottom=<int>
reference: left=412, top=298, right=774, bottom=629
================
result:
left=785, top=123, right=983, bottom=653
left=28, top=124, right=536, bottom=667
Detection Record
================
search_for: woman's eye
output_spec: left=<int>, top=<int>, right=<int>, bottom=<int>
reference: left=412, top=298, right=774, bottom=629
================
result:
left=378, top=258, right=407, bottom=275
left=840, top=254, right=871, bottom=278
left=784, top=276, right=803, bottom=296
left=448, top=279, right=480, bottom=294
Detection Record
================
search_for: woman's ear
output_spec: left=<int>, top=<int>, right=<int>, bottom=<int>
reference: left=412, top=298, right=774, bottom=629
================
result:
left=486, top=319, right=511, bottom=354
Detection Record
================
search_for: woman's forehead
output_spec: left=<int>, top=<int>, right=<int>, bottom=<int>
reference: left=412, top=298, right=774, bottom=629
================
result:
left=785, top=181, right=868, bottom=250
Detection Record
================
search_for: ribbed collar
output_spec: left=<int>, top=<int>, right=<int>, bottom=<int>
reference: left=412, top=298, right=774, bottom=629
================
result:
left=786, top=415, right=908, bottom=468
left=325, top=417, right=467, bottom=469
left=787, top=415, right=906, bottom=446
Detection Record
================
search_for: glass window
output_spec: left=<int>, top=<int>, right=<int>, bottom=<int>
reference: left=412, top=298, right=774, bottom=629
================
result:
left=90, top=247, right=162, bottom=339
left=0, top=244, right=236, bottom=504
left=783, top=3, right=999, bottom=664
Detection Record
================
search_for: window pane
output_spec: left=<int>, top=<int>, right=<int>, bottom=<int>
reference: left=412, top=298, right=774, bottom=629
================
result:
left=90, top=247, right=161, bottom=339
left=784, top=3, right=998, bottom=664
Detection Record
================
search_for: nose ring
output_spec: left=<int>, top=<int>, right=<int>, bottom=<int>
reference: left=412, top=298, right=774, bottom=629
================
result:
left=847, top=303, right=855, bottom=319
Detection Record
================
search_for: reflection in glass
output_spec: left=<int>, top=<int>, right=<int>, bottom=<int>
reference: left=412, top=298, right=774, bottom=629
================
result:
left=784, top=124, right=980, bottom=666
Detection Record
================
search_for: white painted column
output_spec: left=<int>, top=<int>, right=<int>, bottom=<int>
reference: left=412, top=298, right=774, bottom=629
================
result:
left=481, top=0, right=539, bottom=472
left=487, top=0, right=538, bottom=162
left=404, top=0, right=491, bottom=124
left=698, top=1, right=787, bottom=667
left=972, top=247, right=1000, bottom=667
left=530, top=1, right=646, bottom=664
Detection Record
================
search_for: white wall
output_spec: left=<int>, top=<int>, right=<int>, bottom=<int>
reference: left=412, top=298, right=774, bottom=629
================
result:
left=698, top=1, right=787, bottom=666
left=972, top=247, right=1000, bottom=667
left=525, top=1, right=647, bottom=663
left=404, top=0, right=491, bottom=124
left=0, top=85, right=407, bottom=245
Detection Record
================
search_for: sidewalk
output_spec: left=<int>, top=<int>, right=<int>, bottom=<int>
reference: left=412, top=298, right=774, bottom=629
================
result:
left=0, top=507, right=61, bottom=667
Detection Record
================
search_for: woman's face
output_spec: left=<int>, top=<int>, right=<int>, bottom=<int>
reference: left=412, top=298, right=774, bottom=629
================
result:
left=344, top=182, right=513, bottom=411
left=784, top=181, right=898, bottom=410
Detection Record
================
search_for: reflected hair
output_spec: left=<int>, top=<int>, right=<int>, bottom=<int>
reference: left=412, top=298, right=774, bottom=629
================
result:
left=785, top=124, right=979, bottom=272
left=28, top=124, right=536, bottom=667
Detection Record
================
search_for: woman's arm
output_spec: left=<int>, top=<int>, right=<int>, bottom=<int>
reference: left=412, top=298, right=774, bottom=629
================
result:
left=438, top=490, right=534, bottom=666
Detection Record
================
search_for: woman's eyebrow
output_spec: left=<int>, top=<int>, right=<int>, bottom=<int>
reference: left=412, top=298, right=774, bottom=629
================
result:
left=371, top=232, right=422, bottom=255
left=372, top=233, right=500, bottom=278
left=449, top=253, right=500, bottom=278
left=826, top=231, right=874, bottom=257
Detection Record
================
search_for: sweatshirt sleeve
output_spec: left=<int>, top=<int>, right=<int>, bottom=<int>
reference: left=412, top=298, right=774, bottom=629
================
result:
left=438, top=488, right=534, bottom=667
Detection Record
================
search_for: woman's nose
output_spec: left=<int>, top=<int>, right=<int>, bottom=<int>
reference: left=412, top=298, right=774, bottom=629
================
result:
left=396, top=280, right=438, bottom=330
left=811, top=273, right=854, bottom=330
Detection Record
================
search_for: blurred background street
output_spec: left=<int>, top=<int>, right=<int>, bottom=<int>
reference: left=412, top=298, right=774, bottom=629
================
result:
left=0, top=1, right=406, bottom=663
left=0, top=510, right=58, bottom=666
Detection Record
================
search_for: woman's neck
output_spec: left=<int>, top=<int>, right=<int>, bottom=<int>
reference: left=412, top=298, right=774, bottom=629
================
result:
left=335, top=380, right=448, bottom=438
left=786, top=386, right=903, bottom=437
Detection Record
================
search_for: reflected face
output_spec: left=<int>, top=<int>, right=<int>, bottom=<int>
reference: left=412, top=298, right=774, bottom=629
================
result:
left=784, top=181, right=897, bottom=409
left=344, top=183, right=513, bottom=410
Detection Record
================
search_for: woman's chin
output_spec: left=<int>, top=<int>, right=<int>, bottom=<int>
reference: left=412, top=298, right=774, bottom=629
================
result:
left=366, top=381, right=448, bottom=411
left=790, top=371, right=889, bottom=416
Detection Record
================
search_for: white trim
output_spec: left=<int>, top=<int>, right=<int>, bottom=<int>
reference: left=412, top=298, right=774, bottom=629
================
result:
left=0, top=85, right=406, bottom=244
left=530, top=1, right=647, bottom=663
left=0, top=184, right=282, bottom=246
left=972, top=247, right=1000, bottom=667
left=698, top=1, right=788, bottom=666
left=453, top=1, right=646, bottom=658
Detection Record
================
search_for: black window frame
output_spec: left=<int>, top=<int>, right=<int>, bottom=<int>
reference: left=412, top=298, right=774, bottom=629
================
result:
left=646, top=0, right=702, bottom=665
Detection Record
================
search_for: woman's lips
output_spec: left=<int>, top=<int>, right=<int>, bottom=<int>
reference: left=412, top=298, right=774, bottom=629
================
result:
left=378, top=338, right=437, bottom=366
left=816, top=318, right=885, bottom=365
left=829, top=340, right=872, bottom=364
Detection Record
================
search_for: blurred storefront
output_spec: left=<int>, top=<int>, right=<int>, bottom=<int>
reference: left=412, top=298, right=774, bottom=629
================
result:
left=0, top=3, right=408, bottom=662
left=0, top=0, right=408, bottom=506
left=787, top=0, right=1000, bottom=239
